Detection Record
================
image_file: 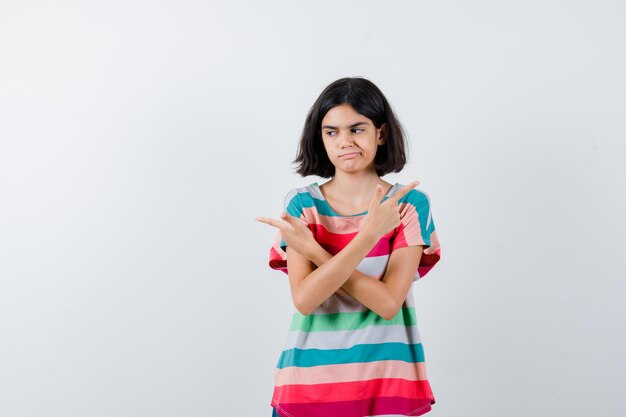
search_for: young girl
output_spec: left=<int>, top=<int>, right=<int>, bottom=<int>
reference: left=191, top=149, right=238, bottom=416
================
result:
left=255, top=77, right=442, bottom=417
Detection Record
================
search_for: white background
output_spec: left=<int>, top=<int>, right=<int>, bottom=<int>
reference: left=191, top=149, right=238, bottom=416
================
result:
left=1, top=1, right=625, bottom=416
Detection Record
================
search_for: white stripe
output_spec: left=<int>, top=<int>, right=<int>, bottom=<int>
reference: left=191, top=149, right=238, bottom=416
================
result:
left=356, top=253, right=392, bottom=278
left=282, top=323, right=423, bottom=350
left=283, top=188, right=299, bottom=212
left=422, top=189, right=433, bottom=230
left=311, top=280, right=415, bottom=314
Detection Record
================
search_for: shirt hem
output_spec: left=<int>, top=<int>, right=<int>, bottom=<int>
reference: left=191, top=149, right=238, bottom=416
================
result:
left=271, top=398, right=435, bottom=417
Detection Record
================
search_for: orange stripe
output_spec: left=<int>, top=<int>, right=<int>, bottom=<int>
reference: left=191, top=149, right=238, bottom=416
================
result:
left=274, top=360, right=429, bottom=386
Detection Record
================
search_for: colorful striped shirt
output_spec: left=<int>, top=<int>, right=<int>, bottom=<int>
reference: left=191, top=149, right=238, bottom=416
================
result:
left=268, top=182, right=442, bottom=417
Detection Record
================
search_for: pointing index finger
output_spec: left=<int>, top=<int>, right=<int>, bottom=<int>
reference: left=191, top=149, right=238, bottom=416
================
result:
left=390, top=180, right=420, bottom=202
left=255, top=216, right=283, bottom=229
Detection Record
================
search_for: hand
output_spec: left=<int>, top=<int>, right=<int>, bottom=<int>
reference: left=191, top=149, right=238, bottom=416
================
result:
left=255, top=212, right=315, bottom=257
left=361, top=180, right=420, bottom=240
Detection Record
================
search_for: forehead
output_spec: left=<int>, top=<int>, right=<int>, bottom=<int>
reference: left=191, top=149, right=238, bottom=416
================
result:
left=321, top=104, right=373, bottom=127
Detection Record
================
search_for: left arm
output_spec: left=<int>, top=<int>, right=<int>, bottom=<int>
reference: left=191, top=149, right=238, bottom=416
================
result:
left=307, top=242, right=423, bottom=320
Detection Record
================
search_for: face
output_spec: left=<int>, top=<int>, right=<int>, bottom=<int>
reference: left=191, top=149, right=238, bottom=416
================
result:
left=320, top=103, right=386, bottom=175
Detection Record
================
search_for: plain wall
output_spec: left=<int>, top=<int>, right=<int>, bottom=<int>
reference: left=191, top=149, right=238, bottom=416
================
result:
left=1, top=1, right=624, bottom=416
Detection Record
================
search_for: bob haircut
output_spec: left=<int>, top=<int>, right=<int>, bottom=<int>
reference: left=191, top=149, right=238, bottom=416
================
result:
left=293, top=77, right=408, bottom=178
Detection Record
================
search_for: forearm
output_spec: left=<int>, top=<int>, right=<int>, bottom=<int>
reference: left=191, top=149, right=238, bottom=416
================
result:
left=296, top=230, right=380, bottom=315
left=307, top=243, right=393, bottom=318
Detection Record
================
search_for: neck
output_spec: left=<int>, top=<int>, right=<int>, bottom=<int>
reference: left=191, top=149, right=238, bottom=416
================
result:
left=323, top=171, right=390, bottom=204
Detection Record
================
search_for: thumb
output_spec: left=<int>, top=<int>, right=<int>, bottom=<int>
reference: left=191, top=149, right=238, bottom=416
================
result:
left=369, top=184, right=384, bottom=210
left=375, top=184, right=384, bottom=198
left=281, top=211, right=296, bottom=223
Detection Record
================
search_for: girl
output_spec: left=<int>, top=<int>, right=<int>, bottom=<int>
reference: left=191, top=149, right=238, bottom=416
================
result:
left=255, top=77, right=442, bottom=417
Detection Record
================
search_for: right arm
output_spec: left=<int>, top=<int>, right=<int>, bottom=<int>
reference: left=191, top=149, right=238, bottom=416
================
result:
left=287, top=229, right=379, bottom=315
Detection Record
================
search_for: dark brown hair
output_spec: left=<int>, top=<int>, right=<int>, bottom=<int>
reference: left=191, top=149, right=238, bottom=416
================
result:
left=292, top=77, right=408, bottom=178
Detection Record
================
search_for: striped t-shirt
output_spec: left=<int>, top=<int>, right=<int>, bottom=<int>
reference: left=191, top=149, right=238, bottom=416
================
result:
left=267, top=182, right=442, bottom=417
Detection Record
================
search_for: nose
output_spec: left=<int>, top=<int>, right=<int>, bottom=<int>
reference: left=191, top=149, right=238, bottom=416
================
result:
left=337, top=129, right=355, bottom=147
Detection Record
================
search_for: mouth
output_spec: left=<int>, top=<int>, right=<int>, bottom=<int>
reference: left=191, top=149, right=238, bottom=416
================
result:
left=340, top=152, right=360, bottom=158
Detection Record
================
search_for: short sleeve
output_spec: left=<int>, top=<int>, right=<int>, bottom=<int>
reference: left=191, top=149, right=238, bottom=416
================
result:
left=268, top=188, right=308, bottom=275
left=390, top=188, right=442, bottom=281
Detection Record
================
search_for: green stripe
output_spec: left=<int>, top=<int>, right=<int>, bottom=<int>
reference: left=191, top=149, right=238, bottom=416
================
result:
left=289, top=307, right=417, bottom=332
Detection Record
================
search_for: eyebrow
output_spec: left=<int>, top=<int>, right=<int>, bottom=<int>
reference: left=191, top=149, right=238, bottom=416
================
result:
left=321, top=121, right=369, bottom=130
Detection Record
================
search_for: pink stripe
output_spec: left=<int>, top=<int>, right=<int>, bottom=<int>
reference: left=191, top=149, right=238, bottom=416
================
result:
left=313, top=222, right=395, bottom=257
left=302, top=206, right=364, bottom=234
left=268, top=244, right=287, bottom=273
left=394, top=202, right=425, bottom=247
left=272, top=395, right=434, bottom=417
left=272, top=377, right=433, bottom=404
left=274, top=360, right=429, bottom=386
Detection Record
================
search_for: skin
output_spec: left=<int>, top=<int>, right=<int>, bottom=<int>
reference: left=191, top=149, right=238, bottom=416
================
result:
left=256, top=103, right=424, bottom=320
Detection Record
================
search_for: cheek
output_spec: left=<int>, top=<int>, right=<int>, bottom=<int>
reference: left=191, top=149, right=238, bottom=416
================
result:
left=363, top=141, right=378, bottom=153
left=321, top=141, right=335, bottom=157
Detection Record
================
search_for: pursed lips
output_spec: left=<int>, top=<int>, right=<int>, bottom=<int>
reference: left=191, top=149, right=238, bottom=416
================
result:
left=340, top=151, right=360, bottom=157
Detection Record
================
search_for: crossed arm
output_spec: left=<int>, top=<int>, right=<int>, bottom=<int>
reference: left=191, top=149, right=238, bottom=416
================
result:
left=286, top=232, right=423, bottom=320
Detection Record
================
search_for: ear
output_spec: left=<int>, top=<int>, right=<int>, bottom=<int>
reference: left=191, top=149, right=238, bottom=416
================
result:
left=377, top=123, right=388, bottom=145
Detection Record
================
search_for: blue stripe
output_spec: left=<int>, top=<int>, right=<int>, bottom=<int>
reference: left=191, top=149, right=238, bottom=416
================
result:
left=402, top=189, right=433, bottom=247
left=276, top=342, right=425, bottom=368
left=299, top=191, right=395, bottom=218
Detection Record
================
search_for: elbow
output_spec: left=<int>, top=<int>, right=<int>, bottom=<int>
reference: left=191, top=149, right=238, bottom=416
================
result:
left=293, top=293, right=314, bottom=316
left=380, top=299, right=401, bottom=321
left=295, top=304, right=312, bottom=316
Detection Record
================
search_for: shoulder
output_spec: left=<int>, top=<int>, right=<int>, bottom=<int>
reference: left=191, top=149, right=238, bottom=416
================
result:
left=395, top=184, right=432, bottom=207
left=283, top=183, right=316, bottom=213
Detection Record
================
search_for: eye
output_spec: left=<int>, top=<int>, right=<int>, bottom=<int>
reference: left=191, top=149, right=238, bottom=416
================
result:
left=352, top=128, right=364, bottom=133
left=325, top=131, right=336, bottom=137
